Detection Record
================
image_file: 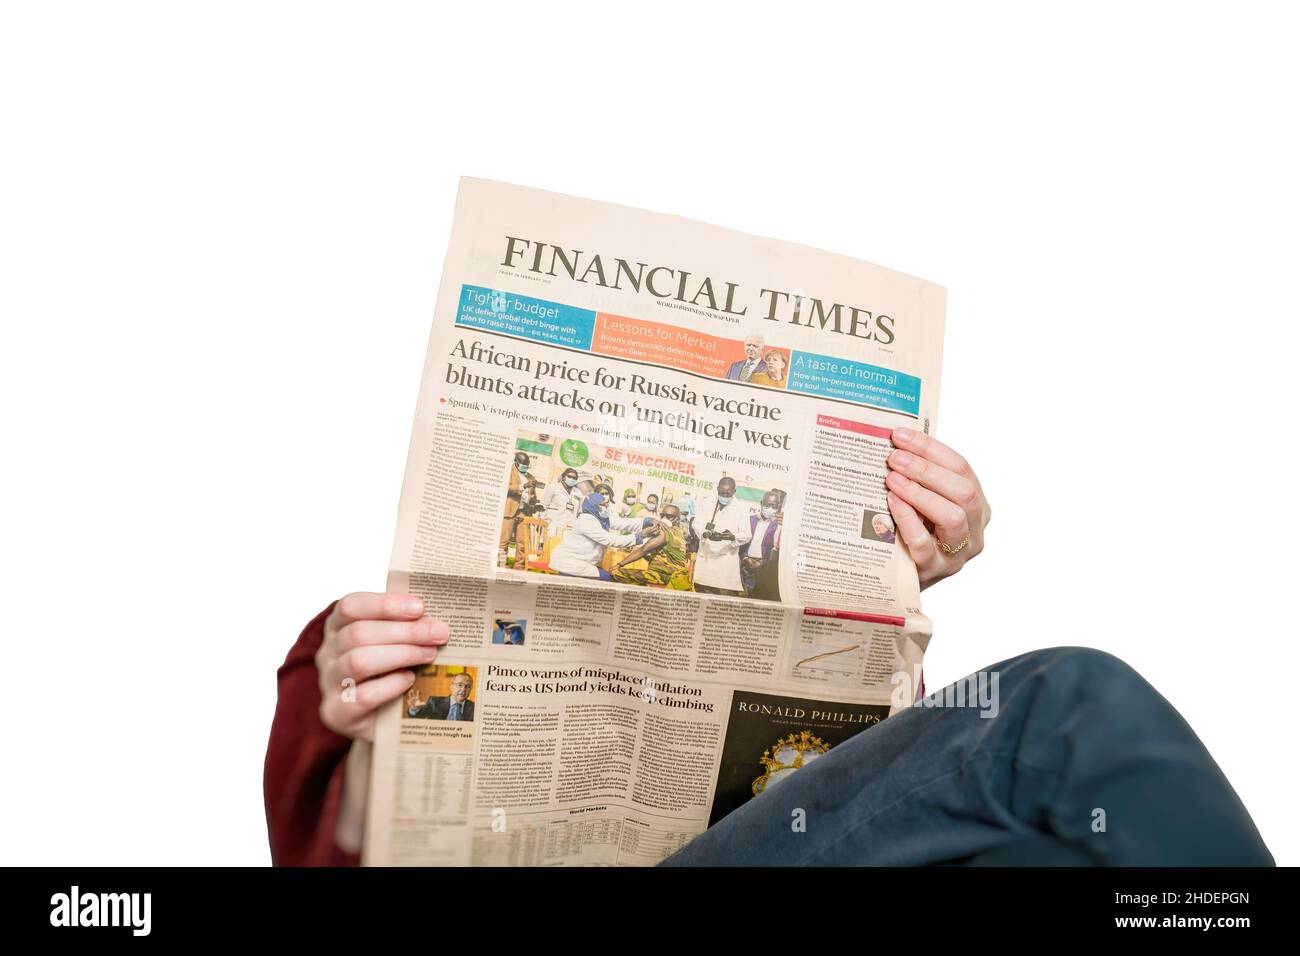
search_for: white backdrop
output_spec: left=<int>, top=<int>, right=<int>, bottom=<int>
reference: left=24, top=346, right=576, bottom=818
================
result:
left=2, top=2, right=1296, bottom=866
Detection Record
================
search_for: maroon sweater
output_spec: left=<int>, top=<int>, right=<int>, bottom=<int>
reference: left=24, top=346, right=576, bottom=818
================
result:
left=263, top=602, right=360, bottom=866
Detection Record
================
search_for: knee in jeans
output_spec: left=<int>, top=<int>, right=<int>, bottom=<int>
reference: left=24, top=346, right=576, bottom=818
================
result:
left=1030, top=645, right=1145, bottom=690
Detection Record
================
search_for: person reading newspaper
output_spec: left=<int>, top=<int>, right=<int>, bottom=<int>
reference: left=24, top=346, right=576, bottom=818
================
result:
left=264, top=428, right=1272, bottom=865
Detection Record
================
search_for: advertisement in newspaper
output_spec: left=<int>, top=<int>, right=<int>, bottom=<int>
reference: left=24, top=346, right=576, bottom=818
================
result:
left=364, top=178, right=947, bottom=866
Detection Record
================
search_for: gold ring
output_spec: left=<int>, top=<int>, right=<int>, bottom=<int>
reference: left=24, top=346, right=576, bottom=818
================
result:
left=938, top=532, right=970, bottom=555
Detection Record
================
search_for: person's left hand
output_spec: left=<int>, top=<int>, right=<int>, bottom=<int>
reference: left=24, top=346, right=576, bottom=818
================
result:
left=885, top=427, right=991, bottom=590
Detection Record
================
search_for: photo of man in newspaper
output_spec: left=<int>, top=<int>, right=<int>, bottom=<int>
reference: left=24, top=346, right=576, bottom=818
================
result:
left=405, top=666, right=476, bottom=722
left=498, top=430, right=784, bottom=600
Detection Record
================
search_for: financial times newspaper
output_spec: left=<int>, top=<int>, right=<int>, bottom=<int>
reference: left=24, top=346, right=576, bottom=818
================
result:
left=364, top=178, right=947, bottom=865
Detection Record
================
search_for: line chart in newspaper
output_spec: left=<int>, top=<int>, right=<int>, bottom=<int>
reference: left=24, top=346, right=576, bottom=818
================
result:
left=363, top=178, right=947, bottom=866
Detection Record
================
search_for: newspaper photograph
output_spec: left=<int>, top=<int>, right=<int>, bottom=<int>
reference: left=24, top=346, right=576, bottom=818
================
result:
left=364, top=178, right=947, bottom=866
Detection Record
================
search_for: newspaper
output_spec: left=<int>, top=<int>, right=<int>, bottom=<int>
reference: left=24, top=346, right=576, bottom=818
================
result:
left=363, top=178, right=947, bottom=865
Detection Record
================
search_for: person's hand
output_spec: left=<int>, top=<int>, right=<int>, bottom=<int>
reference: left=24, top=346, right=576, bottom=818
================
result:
left=885, top=428, right=991, bottom=590
left=404, top=684, right=423, bottom=712
left=316, top=592, right=449, bottom=741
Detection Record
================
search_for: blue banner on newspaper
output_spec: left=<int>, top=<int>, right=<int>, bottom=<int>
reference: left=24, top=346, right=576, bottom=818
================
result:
left=457, top=284, right=596, bottom=350
left=787, top=351, right=922, bottom=416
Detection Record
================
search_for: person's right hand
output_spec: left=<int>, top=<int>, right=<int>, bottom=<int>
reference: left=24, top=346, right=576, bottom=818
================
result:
left=316, top=592, right=449, bottom=742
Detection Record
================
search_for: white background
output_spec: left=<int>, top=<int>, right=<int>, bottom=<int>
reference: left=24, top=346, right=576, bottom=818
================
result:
left=2, top=2, right=1296, bottom=866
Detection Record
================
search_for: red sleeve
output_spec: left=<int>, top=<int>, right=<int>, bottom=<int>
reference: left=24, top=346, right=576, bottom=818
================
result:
left=263, top=601, right=361, bottom=866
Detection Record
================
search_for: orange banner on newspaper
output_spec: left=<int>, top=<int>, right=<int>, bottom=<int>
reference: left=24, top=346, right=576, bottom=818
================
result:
left=591, top=312, right=748, bottom=379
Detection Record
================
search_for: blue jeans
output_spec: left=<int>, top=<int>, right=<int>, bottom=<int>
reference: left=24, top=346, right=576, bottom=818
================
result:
left=661, top=647, right=1273, bottom=866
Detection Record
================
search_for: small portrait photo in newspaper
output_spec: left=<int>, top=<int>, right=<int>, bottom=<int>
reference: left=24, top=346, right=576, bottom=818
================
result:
left=404, top=665, right=477, bottom=722
left=491, top=618, right=527, bottom=646
left=861, top=509, right=897, bottom=545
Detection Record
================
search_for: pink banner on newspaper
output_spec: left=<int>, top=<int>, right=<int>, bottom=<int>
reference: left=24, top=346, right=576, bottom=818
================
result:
left=815, top=414, right=892, bottom=440
left=803, top=607, right=907, bottom=627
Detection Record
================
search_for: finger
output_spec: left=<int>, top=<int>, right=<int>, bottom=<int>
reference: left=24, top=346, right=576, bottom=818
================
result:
left=336, top=617, right=449, bottom=651
left=321, top=670, right=417, bottom=736
left=885, top=470, right=970, bottom=543
left=353, top=670, right=419, bottom=711
left=331, top=643, right=440, bottom=685
left=887, top=449, right=981, bottom=514
left=888, top=492, right=941, bottom=568
left=891, top=428, right=974, bottom=478
left=330, top=592, right=425, bottom=629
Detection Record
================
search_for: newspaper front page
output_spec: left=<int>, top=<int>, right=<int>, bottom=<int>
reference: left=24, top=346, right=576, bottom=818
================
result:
left=364, top=178, right=947, bottom=865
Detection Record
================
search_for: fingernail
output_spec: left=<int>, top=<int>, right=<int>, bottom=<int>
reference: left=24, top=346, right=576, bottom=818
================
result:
left=886, top=470, right=906, bottom=488
left=404, top=597, right=424, bottom=616
left=890, top=450, right=913, bottom=467
left=421, top=648, right=437, bottom=662
left=894, top=427, right=915, bottom=443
